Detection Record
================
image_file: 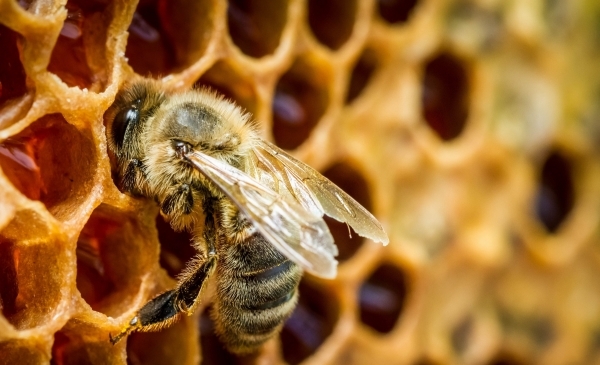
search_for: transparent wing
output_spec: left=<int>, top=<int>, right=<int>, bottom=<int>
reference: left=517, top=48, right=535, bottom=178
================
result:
left=252, top=141, right=389, bottom=245
left=184, top=150, right=338, bottom=278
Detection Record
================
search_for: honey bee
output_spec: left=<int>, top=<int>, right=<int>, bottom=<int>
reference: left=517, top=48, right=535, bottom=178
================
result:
left=104, top=80, right=388, bottom=353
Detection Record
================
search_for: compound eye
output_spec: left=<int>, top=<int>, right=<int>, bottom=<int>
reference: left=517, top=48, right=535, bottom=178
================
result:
left=112, top=102, right=141, bottom=149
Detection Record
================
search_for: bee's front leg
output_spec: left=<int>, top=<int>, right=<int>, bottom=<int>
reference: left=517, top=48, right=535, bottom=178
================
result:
left=161, top=183, right=194, bottom=215
left=121, top=158, right=147, bottom=195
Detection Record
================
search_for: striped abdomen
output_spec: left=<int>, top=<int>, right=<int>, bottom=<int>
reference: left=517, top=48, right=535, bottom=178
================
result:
left=212, top=233, right=302, bottom=353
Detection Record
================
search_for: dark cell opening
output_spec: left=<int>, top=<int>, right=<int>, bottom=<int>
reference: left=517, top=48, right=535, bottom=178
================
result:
left=421, top=53, right=470, bottom=141
left=322, top=162, right=373, bottom=262
left=227, top=0, right=288, bottom=58
left=359, top=263, right=407, bottom=333
left=272, top=59, right=329, bottom=150
left=51, top=330, right=113, bottom=365
left=0, top=114, right=96, bottom=222
left=0, top=25, right=27, bottom=106
left=127, top=318, right=194, bottom=365
left=156, top=214, right=195, bottom=279
left=76, top=205, right=150, bottom=316
left=281, top=280, right=339, bottom=364
left=377, top=0, right=419, bottom=24
left=199, top=308, right=243, bottom=365
left=47, top=0, right=110, bottom=90
left=308, top=0, right=356, bottom=50
left=451, top=316, right=473, bottom=354
left=487, top=353, right=527, bottom=365
left=194, top=62, right=258, bottom=115
left=346, top=48, right=378, bottom=103
left=534, top=151, right=574, bottom=233
left=126, top=0, right=214, bottom=77
left=0, top=237, right=63, bottom=330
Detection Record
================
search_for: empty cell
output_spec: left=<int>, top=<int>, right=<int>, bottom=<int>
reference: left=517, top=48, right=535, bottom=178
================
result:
left=194, top=61, right=258, bottom=115
left=51, top=329, right=118, bottom=365
left=227, top=0, right=288, bottom=58
left=0, top=25, right=27, bottom=108
left=126, top=0, right=215, bottom=77
left=156, top=214, right=195, bottom=279
left=534, top=151, right=574, bottom=233
left=272, top=59, right=329, bottom=150
left=0, top=114, right=96, bottom=222
left=377, top=0, right=419, bottom=24
left=76, top=204, right=152, bottom=316
left=47, top=0, right=110, bottom=90
left=359, top=263, right=407, bottom=333
left=0, top=238, right=65, bottom=330
left=421, top=53, right=470, bottom=141
left=308, top=0, right=356, bottom=50
left=281, top=280, right=339, bottom=365
left=322, top=162, right=373, bottom=262
left=346, top=48, right=378, bottom=103
left=199, top=308, right=240, bottom=365
left=127, top=316, right=195, bottom=365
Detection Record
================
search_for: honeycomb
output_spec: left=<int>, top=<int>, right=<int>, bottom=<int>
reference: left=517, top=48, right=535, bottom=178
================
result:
left=1, top=0, right=600, bottom=364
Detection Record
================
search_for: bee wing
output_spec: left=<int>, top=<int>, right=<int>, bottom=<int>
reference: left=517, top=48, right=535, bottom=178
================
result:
left=253, top=141, right=389, bottom=245
left=184, top=150, right=338, bottom=278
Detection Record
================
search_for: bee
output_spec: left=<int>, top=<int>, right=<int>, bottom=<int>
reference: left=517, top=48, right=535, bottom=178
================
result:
left=104, top=80, right=388, bottom=354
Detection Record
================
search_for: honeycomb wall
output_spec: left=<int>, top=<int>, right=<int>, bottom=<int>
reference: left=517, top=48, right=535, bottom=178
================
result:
left=1, top=0, right=600, bottom=364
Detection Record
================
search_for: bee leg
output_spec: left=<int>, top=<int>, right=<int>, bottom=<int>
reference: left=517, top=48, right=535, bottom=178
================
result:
left=121, top=158, right=146, bottom=195
left=161, top=183, right=194, bottom=215
left=109, top=252, right=216, bottom=345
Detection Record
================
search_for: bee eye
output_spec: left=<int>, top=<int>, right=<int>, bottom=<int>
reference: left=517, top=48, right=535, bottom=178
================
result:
left=112, top=103, right=140, bottom=148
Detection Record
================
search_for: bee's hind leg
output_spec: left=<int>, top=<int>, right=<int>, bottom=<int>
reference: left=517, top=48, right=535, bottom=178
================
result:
left=109, top=251, right=217, bottom=344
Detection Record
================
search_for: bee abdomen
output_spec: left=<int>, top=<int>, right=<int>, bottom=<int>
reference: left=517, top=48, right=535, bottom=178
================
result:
left=213, top=234, right=302, bottom=354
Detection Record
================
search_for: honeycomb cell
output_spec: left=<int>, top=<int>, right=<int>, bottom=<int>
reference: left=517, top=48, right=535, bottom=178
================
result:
left=0, top=340, right=48, bottom=365
left=199, top=308, right=240, bottom=365
left=0, top=114, right=96, bottom=222
left=194, top=61, right=258, bottom=115
left=534, top=151, right=574, bottom=233
left=421, top=53, right=470, bottom=141
left=227, top=0, right=288, bottom=58
left=377, top=0, right=419, bottom=24
left=47, top=0, right=110, bottom=90
left=51, top=328, right=119, bottom=365
left=156, top=214, right=195, bottom=279
left=359, top=263, right=407, bottom=334
left=127, top=316, right=196, bottom=365
left=281, top=280, right=339, bottom=365
left=75, top=204, right=153, bottom=316
left=308, top=0, right=356, bottom=51
left=272, top=58, right=329, bottom=150
left=0, top=237, right=66, bottom=330
left=126, top=0, right=215, bottom=77
left=322, top=162, right=373, bottom=262
left=0, top=25, right=27, bottom=107
left=346, top=48, right=378, bottom=104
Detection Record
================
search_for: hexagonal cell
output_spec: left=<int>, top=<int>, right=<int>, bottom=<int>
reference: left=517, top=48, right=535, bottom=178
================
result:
left=51, top=325, right=121, bottom=365
left=421, top=52, right=470, bottom=141
left=76, top=204, right=155, bottom=316
left=376, top=0, right=419, bottom=25
left=345, top=48, right=378, bottom=104
left=227, top=0, right=288, bottom=58
left=127, top=315, right=196, bottom=365
left=0, top=340, right=49, bottom=364
left=126, top=0, right=216, bottom=77
left=322, top=162, right=373, bottom=262
left=308, top=0, right=356, bottom=51
left=156, top=214, right=195, bottom=279
left=359, top=263, right=408, bottom=334
left=47, top=0, right=111, bottom=90
left=0, top=114, right=97, bottom=222
left=0, top=25, right=27, bottom=108
left=194, top=61, right=258, bottom=116
left=280, top=279, right=339, bottom=365
left=0, top=232, right=67, bottom=330
left=272, top=57, right=330, bottom=150
left=534, top=151, right=574, bottom=233
left=199, top=308, right=241, bottom=365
